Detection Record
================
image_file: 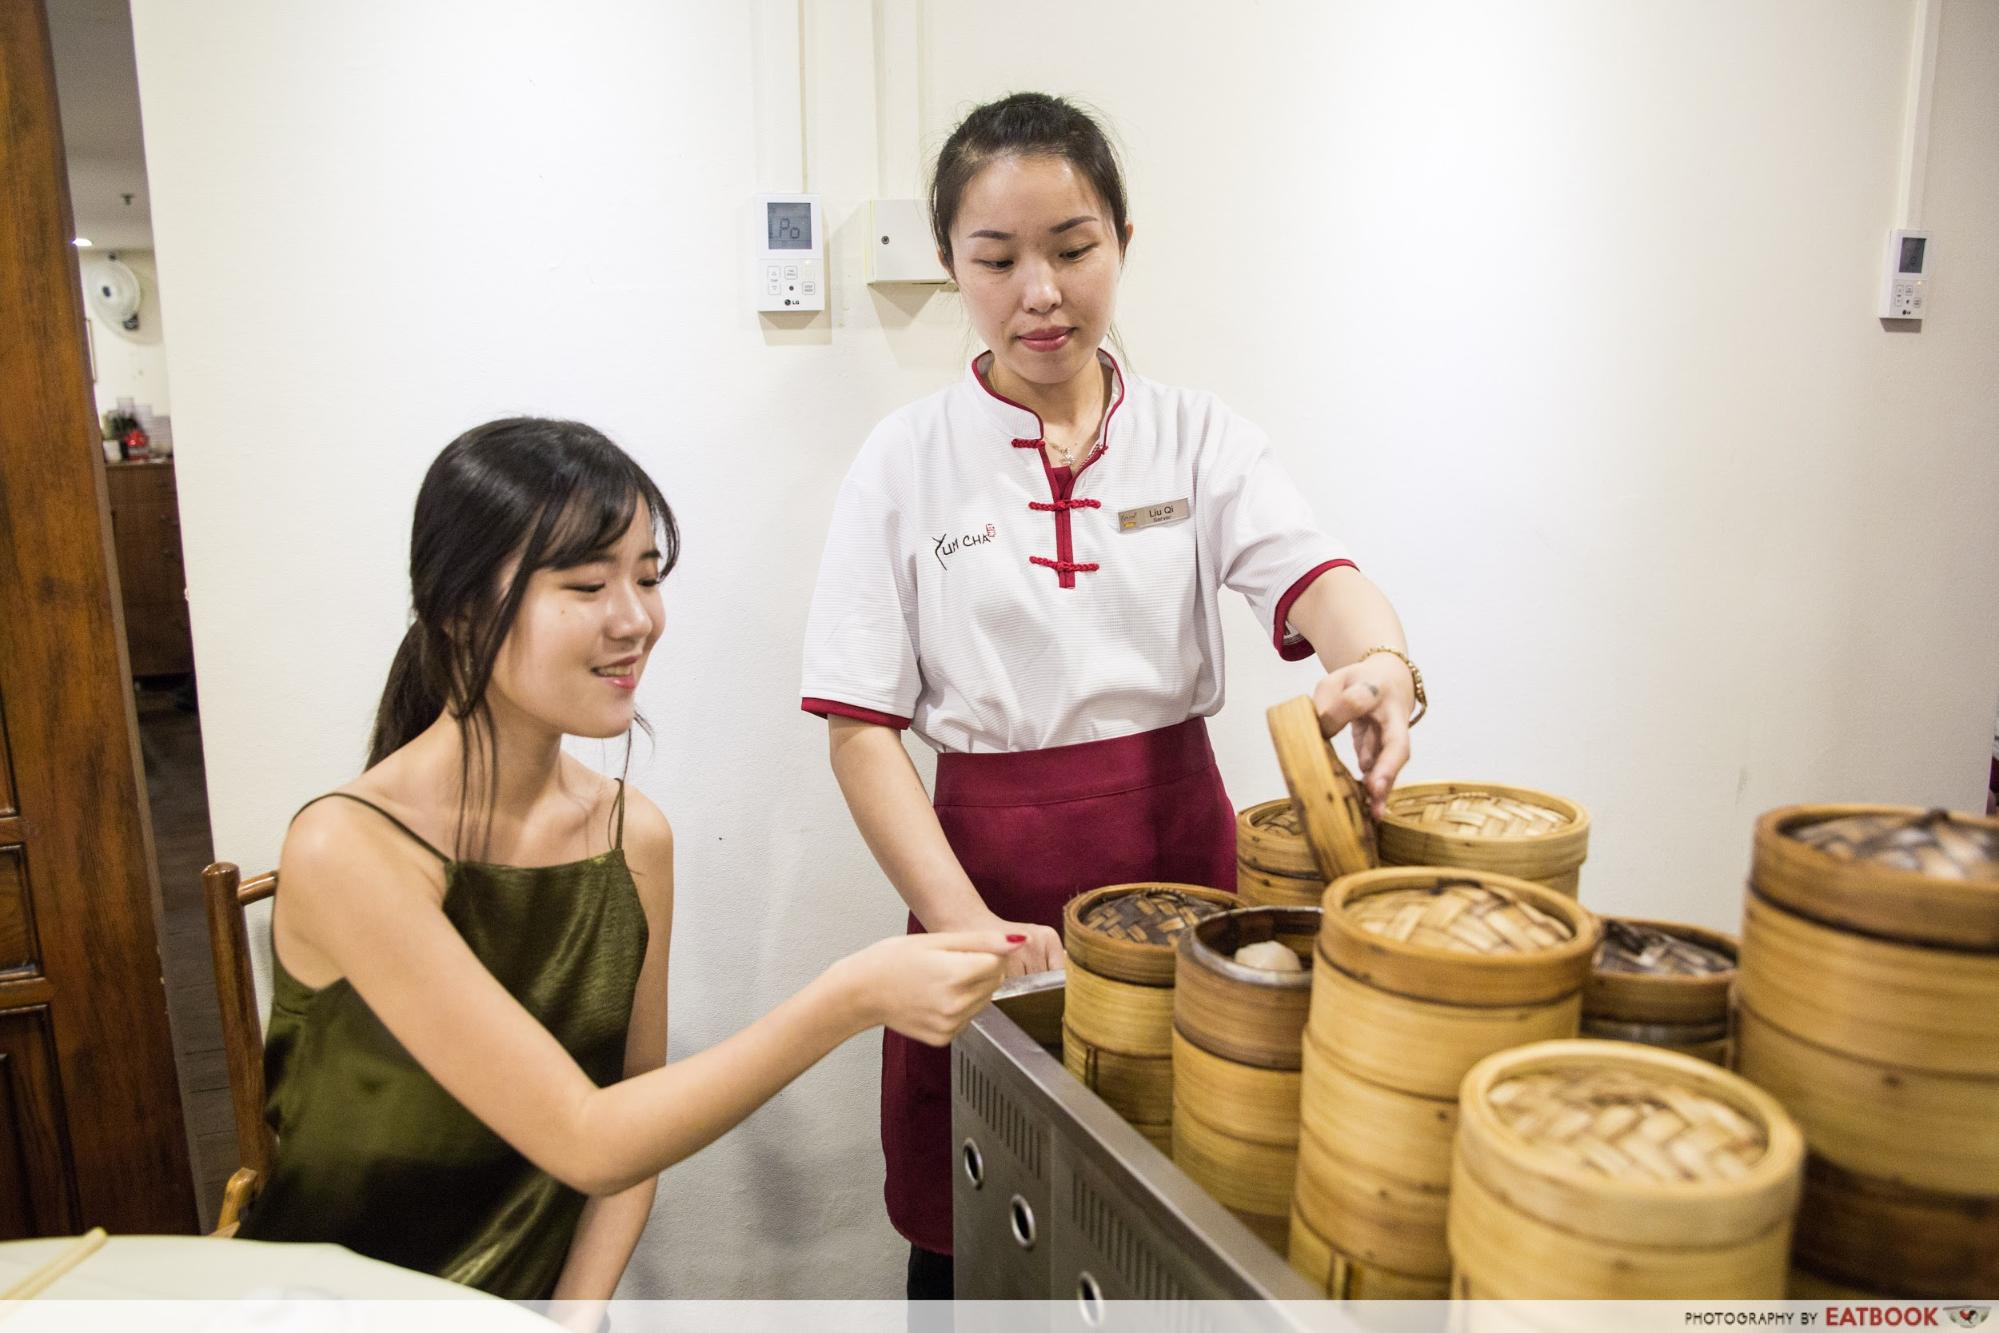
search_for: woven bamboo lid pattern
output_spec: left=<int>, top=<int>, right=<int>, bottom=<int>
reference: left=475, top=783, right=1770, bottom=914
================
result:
left=1348, top=880, right=1573, bottom=956
left=1789, top=810, right=1999, bottom=881
left=1319, top=868, right=1600, bottom=1007
left=1485, top=1064, right=1767, bottom=1183
left=1265, top=696, right=1377, bottom=880
left=1389, top=788, right=1571, bottom=840
left=1064, top=884, right=1239, bottom=986
left=1236, top=799, right=1321, bottom=879
left=1456, top=1041, right=1805, bottom=1247
left=1596, top=920, right=1735, bottom=977
left=1753, top=806, right=1999, bottom=950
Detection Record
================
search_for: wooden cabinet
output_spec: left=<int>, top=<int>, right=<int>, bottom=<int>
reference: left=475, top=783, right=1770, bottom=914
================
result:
left=105, top=461, right=194, bottom=677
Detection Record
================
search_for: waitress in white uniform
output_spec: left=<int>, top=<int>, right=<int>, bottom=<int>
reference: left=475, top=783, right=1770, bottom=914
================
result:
left=800, top=92, right=1422, bottom=1298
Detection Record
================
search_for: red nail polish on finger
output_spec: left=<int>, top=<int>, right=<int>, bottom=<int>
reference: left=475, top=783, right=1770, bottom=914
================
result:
left=1006, top=934, right=1026, bottom=943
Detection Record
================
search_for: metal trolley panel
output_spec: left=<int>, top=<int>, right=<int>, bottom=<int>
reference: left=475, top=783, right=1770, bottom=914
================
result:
left=953, top=973, right=1322, bottom=1320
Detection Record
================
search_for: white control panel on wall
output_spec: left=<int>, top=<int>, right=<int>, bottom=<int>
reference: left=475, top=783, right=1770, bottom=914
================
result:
left=754, top=193, right=824, bottom=313
left=1880, top=229, right=1930, bottom=319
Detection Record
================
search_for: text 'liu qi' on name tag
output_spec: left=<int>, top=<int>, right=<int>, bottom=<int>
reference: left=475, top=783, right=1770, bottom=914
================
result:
left=1118, top=497, right=1191, bottom=532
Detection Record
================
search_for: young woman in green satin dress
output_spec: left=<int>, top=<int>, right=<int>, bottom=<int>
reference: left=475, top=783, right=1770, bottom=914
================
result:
left=239, top=418, right=1023, bottom=1302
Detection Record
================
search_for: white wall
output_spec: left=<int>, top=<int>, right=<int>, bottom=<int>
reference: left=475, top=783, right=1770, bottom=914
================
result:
left=80, top=247, right=171, bottom=419
left=131, top=0, right=1999, bottom=1298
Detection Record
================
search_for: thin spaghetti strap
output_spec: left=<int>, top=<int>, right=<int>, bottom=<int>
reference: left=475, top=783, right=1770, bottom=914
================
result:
left=612, top=779, right=627, bottom=850
left=292, top=792, right=453, bottom=864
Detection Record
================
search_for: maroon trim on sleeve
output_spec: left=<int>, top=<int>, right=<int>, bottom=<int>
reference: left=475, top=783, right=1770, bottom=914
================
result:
left=802, top=697, right=913, bottom=730
left=1272, top=559, right=1359, bottom=661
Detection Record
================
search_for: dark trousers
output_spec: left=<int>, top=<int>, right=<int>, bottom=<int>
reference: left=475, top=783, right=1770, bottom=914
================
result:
left=906, top=1244, right=953, bottom=1300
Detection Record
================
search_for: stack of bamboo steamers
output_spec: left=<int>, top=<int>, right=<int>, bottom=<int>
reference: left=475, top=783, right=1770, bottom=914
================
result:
left=1062, top=697, right=1999, bottom=1300
left=1225, top=697, right=1806, bottom=1299
left=1734, top=806, right=1999, bottom=1299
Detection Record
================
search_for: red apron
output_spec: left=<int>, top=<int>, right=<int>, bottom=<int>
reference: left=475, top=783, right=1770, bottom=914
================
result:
left=881, top=716, right=1238, bottom=1254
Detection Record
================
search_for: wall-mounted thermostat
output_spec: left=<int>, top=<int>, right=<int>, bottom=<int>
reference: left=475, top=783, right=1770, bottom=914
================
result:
left=754, top=193, right=824, bottom=313
left=1880, top=229, right=1930, bottom=319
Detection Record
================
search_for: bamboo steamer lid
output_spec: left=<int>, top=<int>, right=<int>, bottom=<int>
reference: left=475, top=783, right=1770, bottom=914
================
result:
left=1585, top=918, right=1737, bottom=1026
left=1063, top=884, right=1237, bottom=986
left=1265, top=696, right=1378, bottom=880
left=1751, top=805, right=1999, bottom=948
left=1319, top=867, right=1598, bottom=1008
left=1455, top=1040, right=1803, bottom=1249
left=1792, top=1154, right=1999, bottom=1298
left=1174, top=906, right=1317, bottom=1070
left=1377, top=782, right=1589, bottom=889
left=1236, top=799, right=1321, bottom=878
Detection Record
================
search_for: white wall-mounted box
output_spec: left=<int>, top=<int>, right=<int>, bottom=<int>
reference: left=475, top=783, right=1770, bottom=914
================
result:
left=866, top=198, right=948, bottom=285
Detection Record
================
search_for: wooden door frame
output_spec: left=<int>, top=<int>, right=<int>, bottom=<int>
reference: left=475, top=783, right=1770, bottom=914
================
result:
left=0, top=0, right=198, bottom=1234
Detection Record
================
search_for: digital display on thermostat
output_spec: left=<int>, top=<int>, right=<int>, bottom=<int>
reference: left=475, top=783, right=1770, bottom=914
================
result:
left=767, top=202, right=812, bottom=250
left=1899, top=236, right=1927, bottom=273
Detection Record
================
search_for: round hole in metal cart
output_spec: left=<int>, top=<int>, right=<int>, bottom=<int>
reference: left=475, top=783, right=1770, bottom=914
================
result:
left=1076, top=1271, right=1106, bottom=1326
left=1008, top=1195, right=1036, bottom=1249
left=960, top=1139, right=984, bottom=1190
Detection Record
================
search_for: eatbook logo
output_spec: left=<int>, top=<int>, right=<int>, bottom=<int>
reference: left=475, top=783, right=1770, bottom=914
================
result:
left=1949, top=1311, right=1990, bottom=1330
left=933, top=523, right=998, bottom=570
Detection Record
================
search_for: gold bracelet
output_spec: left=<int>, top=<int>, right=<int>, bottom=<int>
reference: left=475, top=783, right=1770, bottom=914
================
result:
left=1358, top=646, right=1426, bottom=725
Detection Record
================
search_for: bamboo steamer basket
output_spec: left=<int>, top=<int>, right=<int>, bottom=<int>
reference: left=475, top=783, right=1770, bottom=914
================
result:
left=1236, top=799, right=1326, bottom=907
left=1736, top=807, right=1999, bottom=1186
left=1288, top=1208, right=1450, bottom=1299
left=1291, top=870, right=1596, bottom=1298
left=1299, top=1028, right=1457, bottom=1188
left=1171, top=1029, right=1301, bottom=1148
left=1375, top=782, right=1589, bottom=897
left=1265, top=696, right=1377, bottom=881
left=1789, top=1154, right=1999, bottom=1297
left=1170, top=1077, right=1298, bottom=1251
left=1061, top=884, right=1237, bottom=1136
left=1169, top=907, right=1315, bottom=1249
left=1292, top=1121, right=1451, bottom=1279
left=1236, top=798, right=1321, bottom=879
left=1451, top=1040, right=1803, bottom=1299
left=1174, top=906, right=1316, bottom=1069
left=1310, top=868, right=1598, bottom=1098
left=1237, top=860, right=1323, bottom=909
left=1582, top=918, right=1737, bottom=1065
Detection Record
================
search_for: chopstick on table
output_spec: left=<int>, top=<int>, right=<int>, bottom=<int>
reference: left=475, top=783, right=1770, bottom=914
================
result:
left=0, top=1227, right=108, bottom=1303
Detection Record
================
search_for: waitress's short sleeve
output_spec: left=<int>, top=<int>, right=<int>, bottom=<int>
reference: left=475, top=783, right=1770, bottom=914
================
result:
left=1204, top=412, right=1356, bottom=662
left=800, top=437, right=921, bottom=729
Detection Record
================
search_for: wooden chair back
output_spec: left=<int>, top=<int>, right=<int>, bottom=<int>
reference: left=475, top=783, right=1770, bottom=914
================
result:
left=201, top=861, right=277, bottom=1236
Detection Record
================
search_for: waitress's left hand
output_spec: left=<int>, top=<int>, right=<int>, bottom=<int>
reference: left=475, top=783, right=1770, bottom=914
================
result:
left=1311, top=655, right=1415, bottom=818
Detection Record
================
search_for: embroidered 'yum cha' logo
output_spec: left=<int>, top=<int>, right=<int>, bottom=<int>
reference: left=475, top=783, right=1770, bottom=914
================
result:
left=933, top=524, right=998, bottom=571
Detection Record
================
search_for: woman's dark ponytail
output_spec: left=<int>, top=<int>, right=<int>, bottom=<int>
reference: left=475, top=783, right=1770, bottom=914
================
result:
left=367, top=620, right=446, bottom=768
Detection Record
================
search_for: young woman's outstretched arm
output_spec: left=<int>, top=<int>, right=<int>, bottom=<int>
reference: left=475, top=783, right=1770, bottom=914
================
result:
left=276, top=797, right=1020, bottom=1200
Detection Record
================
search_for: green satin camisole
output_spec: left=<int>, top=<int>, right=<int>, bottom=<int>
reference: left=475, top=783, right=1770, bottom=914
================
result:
left=239, top=788, right=647, bottom=1300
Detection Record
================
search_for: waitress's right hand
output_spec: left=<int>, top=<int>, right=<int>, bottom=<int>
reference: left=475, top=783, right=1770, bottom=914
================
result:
left=832, top=932, right=1024, bottom=1046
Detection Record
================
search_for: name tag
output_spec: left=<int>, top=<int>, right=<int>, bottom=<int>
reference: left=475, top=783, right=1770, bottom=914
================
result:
left=1118, top=498, right=1191, bottom=532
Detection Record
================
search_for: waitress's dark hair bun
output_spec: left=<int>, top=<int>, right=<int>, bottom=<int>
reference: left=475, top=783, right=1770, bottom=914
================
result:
left=929, top=92, right=1129, bottom=269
